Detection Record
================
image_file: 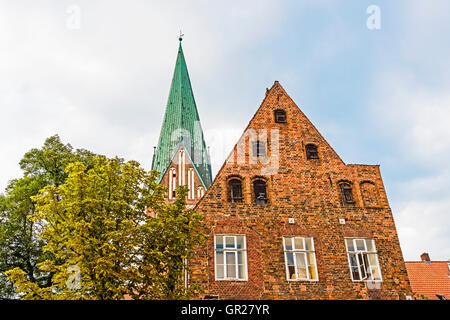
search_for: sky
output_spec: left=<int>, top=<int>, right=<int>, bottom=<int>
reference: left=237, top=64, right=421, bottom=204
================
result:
left=0, top=0, right=449, bottom=261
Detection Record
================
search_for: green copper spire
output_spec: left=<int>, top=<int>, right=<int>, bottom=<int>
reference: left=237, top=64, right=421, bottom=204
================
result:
left=152, top=38, right=212, bottom=188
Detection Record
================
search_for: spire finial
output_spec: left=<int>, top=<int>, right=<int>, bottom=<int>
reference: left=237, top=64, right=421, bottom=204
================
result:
left=178, top=30, right=184, bottom=42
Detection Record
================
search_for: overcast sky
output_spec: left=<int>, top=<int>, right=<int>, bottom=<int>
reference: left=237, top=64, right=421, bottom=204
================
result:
left=0, top=0, right=449, bottom=261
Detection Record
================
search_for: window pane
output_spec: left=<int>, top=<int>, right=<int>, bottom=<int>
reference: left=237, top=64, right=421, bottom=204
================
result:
left=308, top=265, right=317, bottom=280
left=305, top=237, right=313, bottom=251
left=216, top=251, right=224, bottom=265
left=307, top=252, right=315, bottom=266
left=351, top=267, right=361, bottom=280
left=288, top=266, right=296, bottom=280
left=371, top=265, right=382, bottom=281
left=295, top=253, right=308, bottom=279
left=252, top=141, right=258, bottom=157
left=284, top=237, right=293, bottom=251
left=355, top=239, right=365, bottom=251
left=215, top=236, right=223, bottom=249
left=363, top=254, right=371, bottom=279
left=366, top=239, right=375, bottom=252
left=294, top=237, right=304, bottom=250
left=225, top=236, right=235, bottom=249
left=226, top=264, right=236, bottom=278
left=349, top=254, right=358, bottom=267
left=358, top=254, right=367, bottom=279
left=368, top=254, right=381, bottom=280
left=226, top=252, right=236, bottom=265
left=367, top=253, right=377, bottom=266
left=236, top=236, right=245, bottom=249
left=286, top=252, right=294, bottom=266
left=216, top=265, right=224, bottom=279
left=238, top=264, right=245, bottom=279
left=237, top=251, right=243, bottom=264
left=346, top=239, right=355, bottom=252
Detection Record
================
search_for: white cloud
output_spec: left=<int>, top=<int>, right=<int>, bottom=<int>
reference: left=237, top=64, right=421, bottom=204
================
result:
left=0, top=1, right=288, bottom=191
left=368, top=0, right=450, bottom=259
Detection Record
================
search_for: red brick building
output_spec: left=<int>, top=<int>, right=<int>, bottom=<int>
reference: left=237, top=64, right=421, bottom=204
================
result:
left=406, top=253, right=450, bottom=300
left=154, top=40, right=412, bottom=299
left=188, top=81, right=412, bottom=300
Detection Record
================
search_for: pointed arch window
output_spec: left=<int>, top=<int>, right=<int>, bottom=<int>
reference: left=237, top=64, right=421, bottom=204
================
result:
left=253, top=179, right=267, bottom=204
left=306, top=144, right=319, bottom=160
left=197, top=186, right=205, bottom=199
left=228, top=179, right=243, bottom=203
left=339, top=182, right=355, bottom=205
left=275, top=110, right=287, bottom=123
left=169, top=168, right=177, bottom=200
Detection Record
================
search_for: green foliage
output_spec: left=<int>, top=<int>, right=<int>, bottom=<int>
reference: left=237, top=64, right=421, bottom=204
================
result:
left=19, top=134, right=102, bottom=187
left=0, top=135, right=101, bottom=299
left=7, top=157, right=205, bottom=300
left=412, top=291, right=430, bottom=300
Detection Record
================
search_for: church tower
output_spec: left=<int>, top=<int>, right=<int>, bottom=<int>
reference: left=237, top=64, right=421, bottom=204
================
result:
left=152, top=37, right=212, bottom=206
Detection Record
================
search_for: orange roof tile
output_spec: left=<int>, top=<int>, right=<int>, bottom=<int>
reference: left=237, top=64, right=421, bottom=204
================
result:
left=405, top=261, right=450, bottom=300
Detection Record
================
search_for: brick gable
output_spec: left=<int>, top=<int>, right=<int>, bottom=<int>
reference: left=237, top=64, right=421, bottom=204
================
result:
left=189, top=81, right=412, bottom=300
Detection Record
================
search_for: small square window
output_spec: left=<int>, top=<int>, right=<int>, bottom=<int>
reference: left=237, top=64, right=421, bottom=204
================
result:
left=252, top=141, right=267, bottom=158
left=306, top=144, right=319, bottom=160
left=275, top=110, right=287, bottom=123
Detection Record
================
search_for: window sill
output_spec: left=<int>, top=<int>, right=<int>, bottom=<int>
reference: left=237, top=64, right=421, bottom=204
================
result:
left=215, top=279, right=248, bottom=282
left=286, top=279, right=319, bottom=282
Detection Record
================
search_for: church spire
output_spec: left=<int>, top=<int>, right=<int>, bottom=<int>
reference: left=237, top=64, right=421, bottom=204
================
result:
left=152, top=37, right=212, bottom=188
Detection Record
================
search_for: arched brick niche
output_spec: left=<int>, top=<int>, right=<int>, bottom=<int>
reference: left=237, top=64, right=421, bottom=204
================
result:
left=360, top=181, right=379, bottom=208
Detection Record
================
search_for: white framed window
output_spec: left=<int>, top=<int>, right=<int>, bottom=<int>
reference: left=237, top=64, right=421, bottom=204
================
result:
left=214, top=235, right=247, bottom=281
left=345, top=238, right=382, bottom=282
left=283, top=236, right=318, bottom=281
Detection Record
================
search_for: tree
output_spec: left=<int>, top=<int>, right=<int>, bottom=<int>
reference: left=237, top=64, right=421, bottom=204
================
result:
left=7, top=156, right=205, bottom=300
left=0, top=135, right=100, bottom=298
left=0, top=177, right=49, bottom=299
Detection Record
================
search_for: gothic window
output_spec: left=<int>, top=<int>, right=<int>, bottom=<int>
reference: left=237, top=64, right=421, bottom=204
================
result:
left=339, top=182, right=355, bottom=205
left=168, top=168, right=177, bottom=200
left=306, top=144, right=319, bottom=160
left=275, top=110, right=287, bottom=123
left=197, top=186, right=205, bottom=198
left=345, top=238, right=382, bottom=282
left=252, top=141, right=266, bottom=158
left=214, top=235, right=247, bottom=280
left=253, top=179, right=267, bottom=204
left=228, top=179, right=243, bottom=203
left=360, top=182, right=379, bottom=207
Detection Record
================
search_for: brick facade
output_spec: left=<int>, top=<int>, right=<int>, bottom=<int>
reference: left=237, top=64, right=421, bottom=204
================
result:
left=189, top=81, right=412, bottom=299
left=159, top=146, right=207, bottom=207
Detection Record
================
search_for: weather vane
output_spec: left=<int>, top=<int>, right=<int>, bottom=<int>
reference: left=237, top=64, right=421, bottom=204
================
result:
left=179, top=30, right=184, bottom=42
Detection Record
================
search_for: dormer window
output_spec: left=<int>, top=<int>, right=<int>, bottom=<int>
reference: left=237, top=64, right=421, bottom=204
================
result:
left=275, top=110, right=287, bottom=123
left=228, top=179, right=243, bottom=203
left=339, top=182, right=355, bottom=205
left=253, top=179, right=267, bottom=204
left=306, top=144, right=319, bottom=160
